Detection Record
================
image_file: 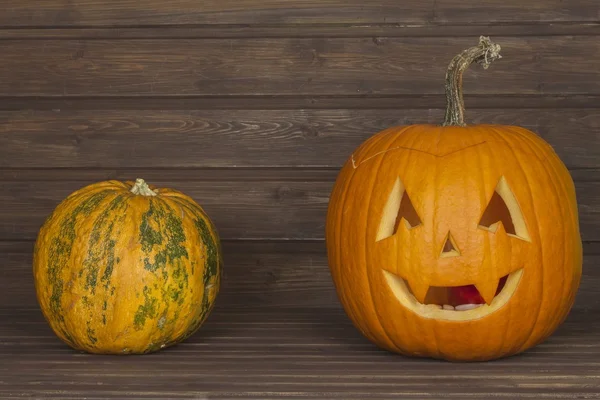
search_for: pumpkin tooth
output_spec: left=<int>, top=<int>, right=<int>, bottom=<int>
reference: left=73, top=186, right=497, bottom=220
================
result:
left=475, top=280, right=498, bottom=305
left=406, top=279, right=429, bottom=304
left=455, top=304, right=484, bottom=311
left=442, top=304, right=455, bottom=310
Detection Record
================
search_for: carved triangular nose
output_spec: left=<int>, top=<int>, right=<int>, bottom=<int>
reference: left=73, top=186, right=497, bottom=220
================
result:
left=440, top=232, right=460, bottom=258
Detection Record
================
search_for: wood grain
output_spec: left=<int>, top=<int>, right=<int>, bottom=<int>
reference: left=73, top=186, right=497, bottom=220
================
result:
left=0, top=308, right=599, bottom=399
left=0, top=0, right=597, bottom=27
left=1, top=167, right=599, bottom=184
left=1, top=108, right=599, bottom=169
left=0, top=171, right=598, bottom=241
left=0, top=37, right=598, bottom=96
left=2, top=23, right=600, bottom=40
left=1, top=241, right=598, bottom=311
left=3, top=95, right=600, bottom=111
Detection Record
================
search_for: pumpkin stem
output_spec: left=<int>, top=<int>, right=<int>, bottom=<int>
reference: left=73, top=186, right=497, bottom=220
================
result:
left=443, top=36, right=502, bottom=127
left=130, top=178, right=157, bottom=196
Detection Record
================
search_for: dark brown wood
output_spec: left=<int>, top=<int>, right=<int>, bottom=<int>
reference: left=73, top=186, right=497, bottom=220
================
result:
left=0, top=168, right=339, bottom=182
left=3, top=167, right=598, bottom=183
left=0, top=171, right=598, bottom=241
left=1, top=23, right=599, bottom=40
left=0, top=307, right=599, bottom=399
left=1, top=109, right=599, bottom=169
left=0, top=0, right=597, bottom=27
left=1, top=240, right=598, bottom=311
left=3, top=95, right=600, bottom=111
left=0, top=37, right=598, bottom=96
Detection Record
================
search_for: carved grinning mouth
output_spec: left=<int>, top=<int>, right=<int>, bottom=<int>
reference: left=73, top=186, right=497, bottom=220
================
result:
left=383, top=269, right=523, bottom=321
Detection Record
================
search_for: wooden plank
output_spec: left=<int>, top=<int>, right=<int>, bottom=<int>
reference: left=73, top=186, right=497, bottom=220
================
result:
left=0, top=308, right=599, bottom=399
left=0, top=37, right=598, bottom=96
left=1, top=240, right=598, bottom=311
left=1, top=23, right=599, bottom=40
left=0, top=1, right=597, bottom=27
left=0, top=108, right=598, bottom=169
left=0, top=167, right=597, bottom=186
left=0, top=168, right=339, bottom=183
left=2, top=95, right=600, bottom=111
left=0, top=172, right=598, bottom=241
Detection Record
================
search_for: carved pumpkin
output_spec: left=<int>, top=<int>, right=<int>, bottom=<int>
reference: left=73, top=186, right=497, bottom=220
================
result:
left=33, top=179, right=221, bottom=354
left=326, top=37, right=582, bottom=361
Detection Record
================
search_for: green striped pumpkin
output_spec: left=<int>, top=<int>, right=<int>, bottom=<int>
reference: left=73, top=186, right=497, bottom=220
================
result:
left=33, top=179, right=222, bottom=354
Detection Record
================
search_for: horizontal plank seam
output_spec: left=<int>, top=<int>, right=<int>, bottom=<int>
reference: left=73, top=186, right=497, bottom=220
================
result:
left=0, top=22, right=598, bottom=40
left=0, top=21, right=598, bottom=29
left=4, top=94, right=598, bottom=99
left=1, top=95, right=600, bottom=110
left=1, top=31, right=599, bottom=40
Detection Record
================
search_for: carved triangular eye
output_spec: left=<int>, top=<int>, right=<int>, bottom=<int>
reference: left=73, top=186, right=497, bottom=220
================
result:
left=478, top=176, right=530, bottom=242
left=376, top=178, right=422, bottom=242
left=479, top=191, right=516, bottom=234
left=394, top=191, right=422, bottom=231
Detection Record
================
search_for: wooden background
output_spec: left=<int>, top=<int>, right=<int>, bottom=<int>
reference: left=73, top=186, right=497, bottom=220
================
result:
left=0, top=1, right=599, bottom=398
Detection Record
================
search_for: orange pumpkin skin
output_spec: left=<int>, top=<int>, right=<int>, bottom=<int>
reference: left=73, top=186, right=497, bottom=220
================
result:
left=33, top=179, right=222, bottom=354
left=326, top=123, right=582, bottom=361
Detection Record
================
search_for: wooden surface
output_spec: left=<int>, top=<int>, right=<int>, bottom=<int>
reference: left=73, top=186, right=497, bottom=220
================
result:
left=1, top=0, right=597, bottom=26
left=0, top=0, right=599, bottom=398
left=1, top=308, right=600, bottom=399
left=0, top=37, right=599, bottom=96
left=1, top=109, right=599, bottom=169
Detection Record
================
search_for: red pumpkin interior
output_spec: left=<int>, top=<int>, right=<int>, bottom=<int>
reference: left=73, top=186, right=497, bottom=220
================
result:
left=419, top=275, right=509, bottom=308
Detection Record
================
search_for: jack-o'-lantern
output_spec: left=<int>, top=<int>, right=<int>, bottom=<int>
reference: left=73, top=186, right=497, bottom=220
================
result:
left=326, top=37, right=582, bottom=361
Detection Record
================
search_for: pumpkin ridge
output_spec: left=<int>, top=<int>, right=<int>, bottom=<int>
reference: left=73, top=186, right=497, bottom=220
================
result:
left=167, top=196, right=220, bottom=280
left=495, top=126, right=557, bottom=165
left=139, top=199, right=164, bottom=261
left=404, top=125, right=443, bottom=356
left=471, top=128, right=506, bottom=359
left=44, top=190, right=111, bottom=339
left=489, top=125, right=544, bottom=353
left=191, top=217, right=219, bottom=332
left=335, top=125, right=404, bottom=341
left=429, top=125, right=443, bottom=359
left=504, top=125, right=575, bottom=341
left=140, top=198, right=189, bottom=274
left=82, top=193, right=129, bottom=336
left=82, top=194, right=128, bottom=295
left=162, top=196, right=221, bottom=341
left=133, top=199, right=192, bottom=339
left=159, top=201, right=192, bottom=343
left=363, top=126, right=417, bottom=352
left=133, top=286, right=159, bottom=331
